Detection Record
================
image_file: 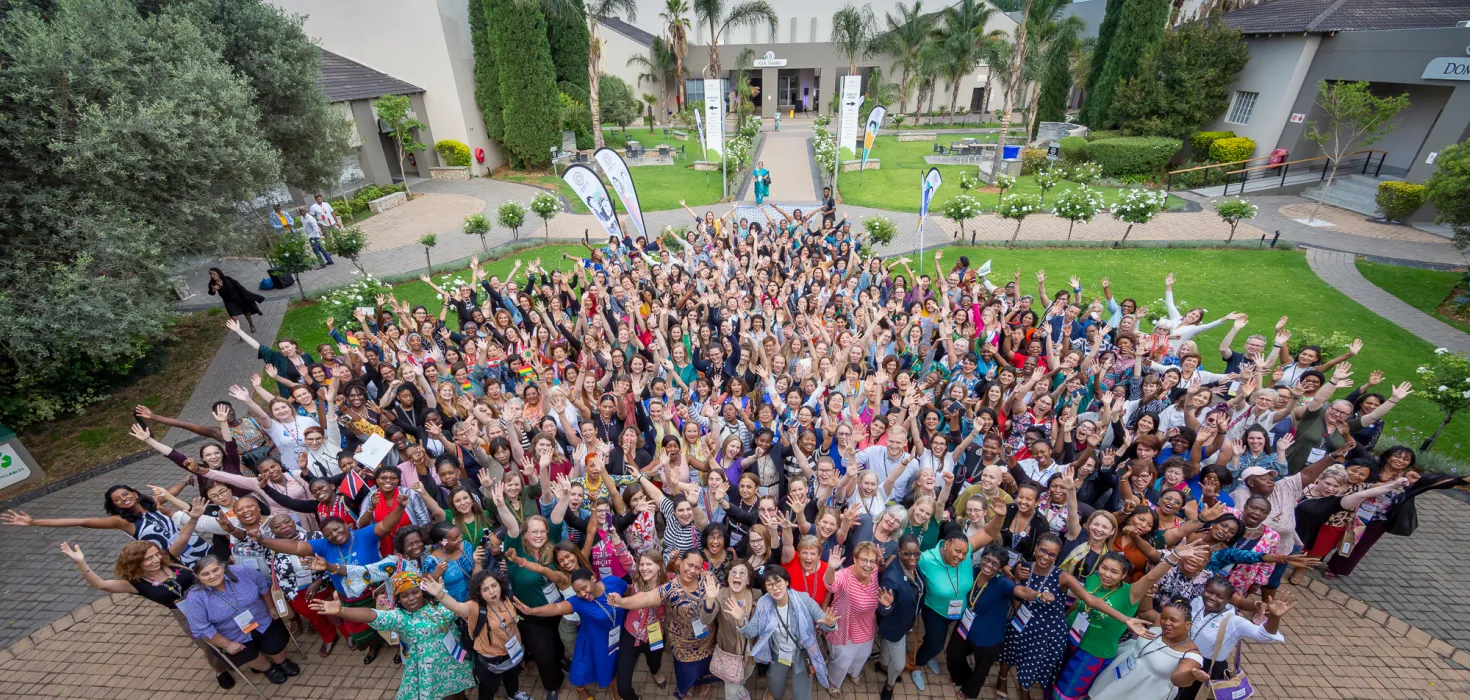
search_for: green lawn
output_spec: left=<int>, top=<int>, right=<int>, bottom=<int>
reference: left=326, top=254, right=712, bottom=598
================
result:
left=276, top=245, right=1466, bottom=461
left=1356, top=260, right=1470, bottom=334
left=494, top=136, right=720, bottom=214
left=836, top=136, right=1186, bottom=214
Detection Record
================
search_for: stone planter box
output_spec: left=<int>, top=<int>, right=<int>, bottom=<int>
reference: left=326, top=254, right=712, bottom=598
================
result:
left=840, top=159, right=880, bottom=172
left=897, top=132, right=937, bottom=142
left=693, top=160, right=721, bottom=171
left=431, top=166, right=470, bottom=181
left=369, top=191, right=408, bottom=214
left=671, top=130, right=690, bottom=141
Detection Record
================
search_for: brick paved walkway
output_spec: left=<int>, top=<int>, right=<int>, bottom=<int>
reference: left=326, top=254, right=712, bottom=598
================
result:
left=1205, top=193, right=1465, bottom=266
left=1277, top=203, right=1453, bottom=244
left=1306, top=248, right=1470, bottom=354
left=4, top=575, right=1468, bottom=699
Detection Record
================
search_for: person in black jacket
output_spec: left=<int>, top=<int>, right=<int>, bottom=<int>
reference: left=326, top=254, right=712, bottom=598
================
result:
left=875, top=534, right=924, bottom=700
left=208, top=268, right=265, bottom=333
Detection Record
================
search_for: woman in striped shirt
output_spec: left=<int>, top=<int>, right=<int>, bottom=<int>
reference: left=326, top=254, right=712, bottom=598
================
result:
left=824, top=541, right=883, bottom=699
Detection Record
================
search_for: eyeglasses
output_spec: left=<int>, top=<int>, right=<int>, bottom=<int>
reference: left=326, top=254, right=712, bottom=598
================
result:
left=858, top=558, right=879, bottom=566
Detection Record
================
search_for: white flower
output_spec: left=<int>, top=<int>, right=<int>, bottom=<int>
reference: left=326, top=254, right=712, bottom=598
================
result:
left=1440, top=385, right=1450, bottom=392
left=1435, top=348, right=1448, bottom=354
left=1463, top=390, right=1470, bottom=399
left=1417, top=366, right=1429, bottom=374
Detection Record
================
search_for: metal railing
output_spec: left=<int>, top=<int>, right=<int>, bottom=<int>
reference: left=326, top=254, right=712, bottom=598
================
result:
left=1164, top=155, right=1275, bottom=192
left=1220, top=150, right=1387, bottom=196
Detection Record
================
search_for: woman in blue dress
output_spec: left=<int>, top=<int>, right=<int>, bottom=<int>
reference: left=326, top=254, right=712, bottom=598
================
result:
left=515, top=568, right=628, bottom=696
left=428, top=521, right=477, bottom=602
left=752, top=161, right=771, bottom=204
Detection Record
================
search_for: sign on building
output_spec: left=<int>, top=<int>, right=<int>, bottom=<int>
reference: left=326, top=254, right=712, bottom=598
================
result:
left=1422, top=56, right=1470, bottom=80
left=753, top=51, right=787, bottom=67
left=703, top=78, right=724, bottom=157
left=1289, top=113, right=1306, bottom=123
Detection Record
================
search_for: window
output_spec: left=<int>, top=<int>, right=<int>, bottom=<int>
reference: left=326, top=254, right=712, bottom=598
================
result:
left=1227, top=91, right=1257, bottom=125
left=810, top=17, right=818, bottom=43
left=790, top=17, right=797, bottom=43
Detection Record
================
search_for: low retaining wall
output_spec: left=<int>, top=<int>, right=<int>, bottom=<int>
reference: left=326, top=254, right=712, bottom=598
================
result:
left=369, top=191, right=407, bottom=213
left=897, top=132, right=937, bottom=142
left=430, top=166, right=469, bottom=181
left=840, top=159, right=880, bottom=172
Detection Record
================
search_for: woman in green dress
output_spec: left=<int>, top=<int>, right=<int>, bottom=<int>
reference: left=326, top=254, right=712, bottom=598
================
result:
left=752, top=161, right=771, bottom=204
left=311, top=571, right=475, bottom=700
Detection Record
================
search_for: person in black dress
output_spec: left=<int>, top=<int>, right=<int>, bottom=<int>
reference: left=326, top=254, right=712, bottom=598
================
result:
left=208, top=267, right=266, bottom=333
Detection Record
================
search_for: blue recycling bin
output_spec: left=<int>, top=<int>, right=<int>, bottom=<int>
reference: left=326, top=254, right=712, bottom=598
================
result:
left=1002, top=145, right=1021, bottom=159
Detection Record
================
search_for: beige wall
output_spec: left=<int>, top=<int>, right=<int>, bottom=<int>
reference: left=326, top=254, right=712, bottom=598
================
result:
left=599, top=24, right=654, bottom=107
left=272, top=0, right=501, bottom=173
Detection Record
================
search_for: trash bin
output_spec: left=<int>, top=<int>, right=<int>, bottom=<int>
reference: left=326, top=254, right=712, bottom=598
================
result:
left=267, top=269, right=296, bottom=290
left=1002, top=145, right=1021, bottom=160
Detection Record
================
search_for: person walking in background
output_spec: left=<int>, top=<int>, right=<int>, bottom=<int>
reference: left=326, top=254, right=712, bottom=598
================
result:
left=208, top=268, right=266, bottom=333
left=297, top=207, right=334, bottom=269
left=309, top=194, right=341, bottom=232
left=268, top=203, right=295, bottom=234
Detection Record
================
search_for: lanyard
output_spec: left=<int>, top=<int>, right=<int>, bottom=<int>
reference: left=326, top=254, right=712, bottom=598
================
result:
left=966, top=573, right=991, bottom=607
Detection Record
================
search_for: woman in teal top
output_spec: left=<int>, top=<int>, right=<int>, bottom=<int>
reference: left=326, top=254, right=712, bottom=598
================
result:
left=1052, top=542, right=1199, bottom=700
left=492, top=481, right=568, bottom=696
left=752, top=161, right=771, bottom=203
left=910, top=518, right=999, bottom=689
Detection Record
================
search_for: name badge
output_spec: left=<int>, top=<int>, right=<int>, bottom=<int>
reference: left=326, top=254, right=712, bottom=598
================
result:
left=542, top=582, right=562, bottom=602
left=1113, top=653, right=1138, bottom=679
left=442, top=631, right=466, bottom=658
left=504, top=634, right=525, bottom=665
left=646, top=621, right=665, bottom=651
left=233, top=609, right=258, bottom=634
left=776, top=638, right=795, bottom=666
left=946, top=599, right=963, bottom=620
left=691, top=618, right=710, bottom=639
left=957, top=607, right=976, bottom=640
left=1308, top=447, right=1327, bottom=464
left=599, top=566, right=613, bottom=578
left=607, top=625, right=621, bottom=654
left=1068, top=611, right=1090, bottom=644
left=1011, top=604, right=1033, bottom=633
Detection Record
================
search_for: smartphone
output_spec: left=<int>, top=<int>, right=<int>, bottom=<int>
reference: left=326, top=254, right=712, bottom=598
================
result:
left=134, top=414, right=151, bottom=437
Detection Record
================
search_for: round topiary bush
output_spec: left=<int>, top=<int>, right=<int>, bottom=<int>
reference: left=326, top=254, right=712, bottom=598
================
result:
left=1058, top=135, right=1089, bottom=163
left=434, top=139, right=472, bottom=167
left=1190, top=131, right=1236, bottom=160
left=1208, top=136, right=1256, bottom=164
left=1021, top=148, right=1048, bottom=175
left=1375, top=181, right=1425, bottom=222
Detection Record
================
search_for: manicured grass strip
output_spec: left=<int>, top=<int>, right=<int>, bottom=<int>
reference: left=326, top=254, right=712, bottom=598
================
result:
left=1355, top=260, right=1470, bottom=335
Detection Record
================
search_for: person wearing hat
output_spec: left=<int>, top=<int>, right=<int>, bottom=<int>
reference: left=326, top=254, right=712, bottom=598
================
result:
left=311, top=571, right=475, bottom=700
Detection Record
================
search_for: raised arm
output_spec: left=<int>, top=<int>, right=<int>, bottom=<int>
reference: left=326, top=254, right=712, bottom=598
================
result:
left=224, top=318, right=263, bottom=350
left=60, top=543, right=138, bottom=595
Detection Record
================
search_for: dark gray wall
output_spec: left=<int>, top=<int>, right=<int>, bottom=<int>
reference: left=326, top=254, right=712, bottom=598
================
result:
left=1277, top=27, right=1470, bottom=182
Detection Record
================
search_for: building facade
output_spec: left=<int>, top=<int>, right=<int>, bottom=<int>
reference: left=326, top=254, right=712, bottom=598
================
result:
left=1213, top=0, right=1470, bottom=182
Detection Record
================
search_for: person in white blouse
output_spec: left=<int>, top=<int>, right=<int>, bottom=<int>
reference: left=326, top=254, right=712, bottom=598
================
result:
left=227, top=384, right=318, bottom=473
left=1176, top=578, right=1293, bottom=700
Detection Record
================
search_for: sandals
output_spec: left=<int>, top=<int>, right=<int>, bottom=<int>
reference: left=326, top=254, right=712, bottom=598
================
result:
left=319, top=640, right=336, bottom=657
left=1288, top=569, right=1307, bottom=586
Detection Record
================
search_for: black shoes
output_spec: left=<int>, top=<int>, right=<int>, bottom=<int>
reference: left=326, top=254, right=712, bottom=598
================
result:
left=216, top=672, right=235, bottom=689
left=279, top=659, right=300, bottom=677
left=263, top=665, right=287, bottom=684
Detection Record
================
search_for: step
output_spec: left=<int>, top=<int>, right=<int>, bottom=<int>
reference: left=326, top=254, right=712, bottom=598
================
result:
left=1301, top=188, right=1382, bottom=217
left=1325, top=178, right=1386, bottom=198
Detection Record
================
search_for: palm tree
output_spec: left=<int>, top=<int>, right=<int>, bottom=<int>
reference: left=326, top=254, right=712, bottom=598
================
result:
left=570, top=0, right=640, bottom=149
left=831, top=4, right=878, bottom=77
left=1019, top=0, right=1084, bottom=139
left=730, top=47, right=758, bottom=129
left=933, top=0, right=1003, bottom=117
left=875, top=1, right=933, bottom=117
left=627, top=36, right=678, bottom=115
left=979, top=34, right=1011, bottom=117
left=864, top=66, right=902, bottom=109
left=661, top=0, right=692, bottom=108
left=692, top=0, right=778, bottom=78
left=915, top=38, right=946, bottom=124
left=1068, top=36, right=1095, bottom=109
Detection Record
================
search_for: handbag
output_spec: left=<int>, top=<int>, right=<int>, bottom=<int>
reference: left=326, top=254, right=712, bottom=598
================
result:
left=1384, top=495, right=1417, bottom=537
left=1207, top=613, right=1255, bottom=700
left=709, top=598, right=749, bottom=684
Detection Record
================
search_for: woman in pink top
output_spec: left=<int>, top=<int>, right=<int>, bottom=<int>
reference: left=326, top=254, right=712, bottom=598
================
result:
left=824, top=541, right=883, bottom=698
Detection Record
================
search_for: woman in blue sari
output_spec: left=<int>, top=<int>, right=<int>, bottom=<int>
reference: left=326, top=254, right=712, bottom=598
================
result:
left=752, top=161, right=771, bottom=204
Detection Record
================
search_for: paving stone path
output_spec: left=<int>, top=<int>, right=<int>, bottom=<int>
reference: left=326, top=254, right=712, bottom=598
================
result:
left=1306, top=248, right=1470, bottom=354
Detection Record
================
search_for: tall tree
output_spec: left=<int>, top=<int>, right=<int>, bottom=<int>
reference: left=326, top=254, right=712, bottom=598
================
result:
left=692, top=0, right=778, bottom=78
left=875, top=1, right=932, bottom=116
left=1034, top=33, right=1073, bottom=130
left=1022, top=0, right=1084, bottom=137
left=545, top=1, right=592, bottom=97
left=933, top=0, right=1001, bottom=116
left=662, top=0, right=692, bottom=107
left=176, top=0, right=351, bottom=191
left=495, top=0, right=563, bottom=167
left=376, top=95, right=427, bottom=195
left=469, top=0, right=504, bottom=142
left=1079, top=0, right=1126, bottom=125
left=831, top=4, right=878, bottom=76
left=988, top=0, right=1035, bottom=181
left=1084, top=0, right=1170, bottom=130
left=1303, top=80, right=1411, bottom=223
left=627, top=36, right=679, bottom=115
left=570, top=0, right=633, bottom=148
left=1110, top=20, right=1248, bottom=139
left=0, top=0, right=280, bottom=427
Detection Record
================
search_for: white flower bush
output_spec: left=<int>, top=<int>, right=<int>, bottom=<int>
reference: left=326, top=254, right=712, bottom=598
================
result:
left=813, top=118, right=839, bottom=177
left=941, top=194, right=983, bottom=243
left=1414, top=349, right=1470, bottom=450
left=321, top=274, right=393, bottom=332
left=1213, top=197, right=1259, bottom=243
left=1064, top=161, right=1102, bottom=184
left=1111, top=188, right=1169, bottom=243
left=1051, top=185, right=1106, bottom=240
left=959, top=171, right=981, bottom=192
left=998, top=192, right=1044, bottom=244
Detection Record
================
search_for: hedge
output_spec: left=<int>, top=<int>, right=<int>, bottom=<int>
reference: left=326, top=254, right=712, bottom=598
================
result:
left=434, top=139, right=471, bottom=167
left=1208, top=136, right=1256, bottom=164
left=1086, top=129, right=1124, bottom=142
left=1058, top=135, right=1090, bottom=162
left=1375, top=181, right=1425, bottom=222
left=1191, top=131, right=1235, bottom=159
left=1087, top=136, right=1182, bottom=177
left=1021, top=148, right=1049, bottom=175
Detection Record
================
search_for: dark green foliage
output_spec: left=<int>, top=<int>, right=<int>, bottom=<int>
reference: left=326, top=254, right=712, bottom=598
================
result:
left=1110, top=20, right=1249, bottom=140
left=1087, top=136, right=1181, bottom=176
left=470, top=0, right=504, bottom=141
left=598, top=74, right=640, bottom=131
left=1034, top=36, right=1072, bottom=134
left=1080, top=0, right=1127, bottom=125
left=1191, top=130, right=1236, bottom=159
left=1375, top=181, right=1425, bottom=223
left=1058, top=135, right=1089, bottom=162
left=0, top=0, right=281, bottom=427
left=1423, top=141, right=1470, bottom=249
left=1084, top=0, right=1169, bottom=130
left=545, top=2, right=591, bottom=99
left=494, top=0, right=562, bottom=168
left=1086, top=129, right=1123, bottom=141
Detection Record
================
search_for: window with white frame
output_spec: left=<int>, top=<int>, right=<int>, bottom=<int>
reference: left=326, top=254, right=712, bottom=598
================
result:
left=1227, top=91, right=1258, bottom=125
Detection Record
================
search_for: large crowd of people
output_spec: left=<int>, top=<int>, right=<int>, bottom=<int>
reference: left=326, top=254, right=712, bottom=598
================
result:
left=4, top=193, right=1466, bottom=700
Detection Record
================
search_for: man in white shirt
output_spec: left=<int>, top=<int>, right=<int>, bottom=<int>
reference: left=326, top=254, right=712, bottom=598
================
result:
left=855, top=426, right=920, bottom=500
left=308, top=194, right=340, bottom=231
left=297, top=206, right=334, bottom=268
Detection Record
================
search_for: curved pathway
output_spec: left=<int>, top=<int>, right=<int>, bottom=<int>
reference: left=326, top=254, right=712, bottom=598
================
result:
left=1306, top=248, right=1470, bottom=353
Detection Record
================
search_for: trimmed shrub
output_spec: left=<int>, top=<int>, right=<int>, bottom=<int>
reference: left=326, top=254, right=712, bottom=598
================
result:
left=1085, top=129, right=1124, bottom=142
left=1208, top=136, right=1256, bottom=164
left=1375, top=181, right=1425, bottom=222
left=1190, top=131, right=1235, bottom=159
left=434, top=139, right=472, bottom=167
left=1087, top=136, right=1182, bottom=177
left=1058, top=135, right=1090, bottom=163
left=1021, top=148, right=1048, bottom=175
left=1166, top=159, right=1231, bottom=190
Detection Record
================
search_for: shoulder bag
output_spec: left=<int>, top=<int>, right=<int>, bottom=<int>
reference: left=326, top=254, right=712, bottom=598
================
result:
left=709, top=596, right=749, bottom=683
left=1207, top=613, right=1255, bottom=700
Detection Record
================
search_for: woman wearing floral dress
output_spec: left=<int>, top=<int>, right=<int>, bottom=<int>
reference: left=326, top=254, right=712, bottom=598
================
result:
left=996, top=533, right=1069, bottom=700
left=312, top=571, right=475, bottom=700
left=608, top=549, right=718, bottom=699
